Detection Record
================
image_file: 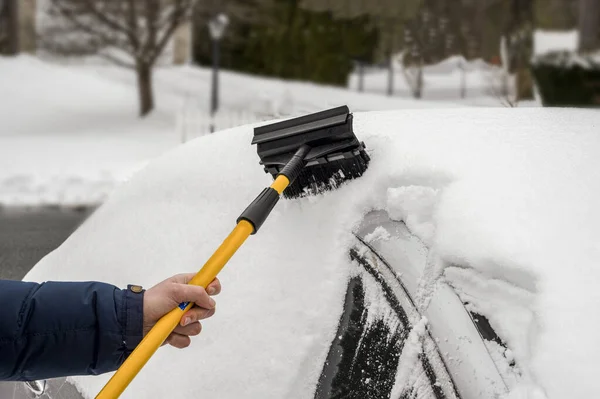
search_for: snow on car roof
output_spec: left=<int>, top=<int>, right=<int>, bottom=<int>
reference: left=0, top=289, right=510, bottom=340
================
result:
left=26, top=107, right=600, bottom=398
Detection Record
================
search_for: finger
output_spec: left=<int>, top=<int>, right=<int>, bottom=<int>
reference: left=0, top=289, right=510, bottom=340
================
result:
left=170, top=284, right=216, bottom=310
left=170, top=273, right=197, bottom=285
left=206, top=278, right=221, bottom=296
left=180, top=307, right=216, bottom=326
left=166, top=333, right=191, bottom=349
left=171, top=274, right=221, bottom=296
left=173, top=321, right=202, bottom=336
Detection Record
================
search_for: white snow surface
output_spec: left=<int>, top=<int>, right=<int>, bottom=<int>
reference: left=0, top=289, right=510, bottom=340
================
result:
left=387, top=186, right=439, bottom=245
left=534, top=30, right=578, bottom=55
left=363, top=225, right=391, bottom=243
left=0, top=55, right=466, bottom=206
left=391, top=316, right=429, bottom=398
left=0, top=56, right=178, bottom=206
left=25, top=107, right=600, bottom=398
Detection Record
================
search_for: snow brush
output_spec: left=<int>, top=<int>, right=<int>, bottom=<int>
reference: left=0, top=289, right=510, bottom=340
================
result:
left=96, top=105, right=369, bottom=399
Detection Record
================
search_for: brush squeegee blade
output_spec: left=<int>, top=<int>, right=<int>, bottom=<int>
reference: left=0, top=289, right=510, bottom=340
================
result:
left=252, top=106, right=370, bottom=199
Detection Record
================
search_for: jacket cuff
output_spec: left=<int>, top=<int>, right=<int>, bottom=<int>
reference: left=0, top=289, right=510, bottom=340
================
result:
left=116, top=285, right=145, bottom=355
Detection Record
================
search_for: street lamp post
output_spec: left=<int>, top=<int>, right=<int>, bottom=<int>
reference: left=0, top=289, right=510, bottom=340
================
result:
left=208, top=13, right=228, bottom=133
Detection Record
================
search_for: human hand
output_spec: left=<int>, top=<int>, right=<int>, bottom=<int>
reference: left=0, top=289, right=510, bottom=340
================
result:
left=143, top=273, right=221, bottom=349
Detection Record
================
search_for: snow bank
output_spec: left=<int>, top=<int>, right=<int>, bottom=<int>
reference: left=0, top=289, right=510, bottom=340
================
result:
left=387, top=186, right=439, bottom=245
left=363, top=226, right=391, bottom=243
left=0, top=55, right=137, bottom=135
left=534, top=30, right=578, bottom=56
left=423, top=56, right=490, bottom=74
left=0, top=55, right=179, bottom=206
left=26, top=107, right=600, bottom=398
left=347, top=55, right=504, bottom=104
left=531, top=50, right=600, bottom=70
left=0, top=134, right=170, bottom=207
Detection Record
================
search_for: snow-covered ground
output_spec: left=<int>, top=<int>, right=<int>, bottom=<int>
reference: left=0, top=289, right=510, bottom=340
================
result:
left=350, top=29, right=580, bottom=104
left=534, top=29, right=578, bottom=55
left=0, top=56, right=177, bottom=207
left=347, top=56, right=507, bottom=105
left=0, top=55, right=478, bottom=207
left=24, top=107, right=600, bottom=399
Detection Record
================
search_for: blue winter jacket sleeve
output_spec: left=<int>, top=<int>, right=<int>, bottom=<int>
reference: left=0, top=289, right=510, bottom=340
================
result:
left=0, top=280, right=144, bottom=381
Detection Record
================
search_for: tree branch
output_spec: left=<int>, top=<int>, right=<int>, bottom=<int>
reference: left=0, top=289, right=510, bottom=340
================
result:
left=141, top=0, right=160, bottom=63
left=150, top=0, right=192, bottom=64
left=47, top=1, right=132, bottom=53
left=48, top=0, right=128, bottom=51
left=49, top=0, right=139, bottom=53
left=98, top=50, right=137, bottom=69
left=125, top=0, right=140, bottom=52
left=78, top=0, right=139, bottom=48
left=43, top=0, right=192, bottom=70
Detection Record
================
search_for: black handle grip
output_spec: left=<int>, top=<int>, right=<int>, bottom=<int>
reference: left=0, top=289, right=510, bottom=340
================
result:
left=278, top=144, right=311, bottom=183
left=237, top=188, right=280, bottom=234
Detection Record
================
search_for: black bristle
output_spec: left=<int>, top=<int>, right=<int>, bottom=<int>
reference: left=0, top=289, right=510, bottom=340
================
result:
left=252, top=106, right=371, bottom=199
left=283, top=150, right=370, bottom=199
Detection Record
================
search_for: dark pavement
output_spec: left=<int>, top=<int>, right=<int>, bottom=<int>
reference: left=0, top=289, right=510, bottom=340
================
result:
left=0, top=207, right=92, bottom=399
left=0, top=207, right=92, bottom=280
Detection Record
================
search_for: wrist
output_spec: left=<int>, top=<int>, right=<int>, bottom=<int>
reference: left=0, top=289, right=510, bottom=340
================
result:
left=118, top=285, right=145, bottom=354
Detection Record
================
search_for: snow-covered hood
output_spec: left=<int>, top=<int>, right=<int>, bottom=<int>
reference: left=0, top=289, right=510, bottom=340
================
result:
left=27, top=108, right=600, bottom=398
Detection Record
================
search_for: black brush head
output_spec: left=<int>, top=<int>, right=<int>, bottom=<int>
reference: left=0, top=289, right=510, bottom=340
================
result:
left=252, top=106, right=370, bottom=199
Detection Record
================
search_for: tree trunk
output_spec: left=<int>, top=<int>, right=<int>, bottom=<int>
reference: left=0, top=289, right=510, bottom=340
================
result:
left=387, top=22, right=395, bottom=97
left=578, top=0, right=600, bottom=52
left=6, top=0, right=19, bottom=55
left=136, top=62, right=154, bottom=117
left=357, top=61, right=364, bottom=92
left=415, top=69, right=423, bottom=98
left=387, top=54, right=394, bottom=96
left=459, top=59, right=466, bottom=99
left=515, top=33, right=534, bottom=101
left=516, top=67, right=534, bottom=101
left=415, top=59, right=423, bottom=99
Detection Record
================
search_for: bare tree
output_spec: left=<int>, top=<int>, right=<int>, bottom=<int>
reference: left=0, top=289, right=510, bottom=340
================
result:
left=42, top=0, right=195, bottom=116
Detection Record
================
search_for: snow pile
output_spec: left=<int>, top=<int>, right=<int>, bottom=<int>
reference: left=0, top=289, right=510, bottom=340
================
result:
left=0, top=55, right=178, bottom=206
left=423, top=56, right=490, bottom=74
left=532, top=50, right=600, bottom=70
left=0, top=55, right=139, bottom=135
left=25, top=107, right=600, bottom=398
left=387, top=186, right=439, bottom=245
left=363, top=226, right=391, bottom=243
left=531, top=30, right=600, bottom=69
left=0, top=133, right=172, bottom=207
left=534, top=30, right=578, bottom=56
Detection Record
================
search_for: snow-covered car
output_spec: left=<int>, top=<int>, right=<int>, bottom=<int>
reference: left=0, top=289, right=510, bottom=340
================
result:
left=11, top=210, right=510, bottom=399
left=20, top=108, right=600, bottom=399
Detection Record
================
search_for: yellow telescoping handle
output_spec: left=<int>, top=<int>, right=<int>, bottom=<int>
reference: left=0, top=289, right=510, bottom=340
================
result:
left=96, top=175, right=290, bottom=399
